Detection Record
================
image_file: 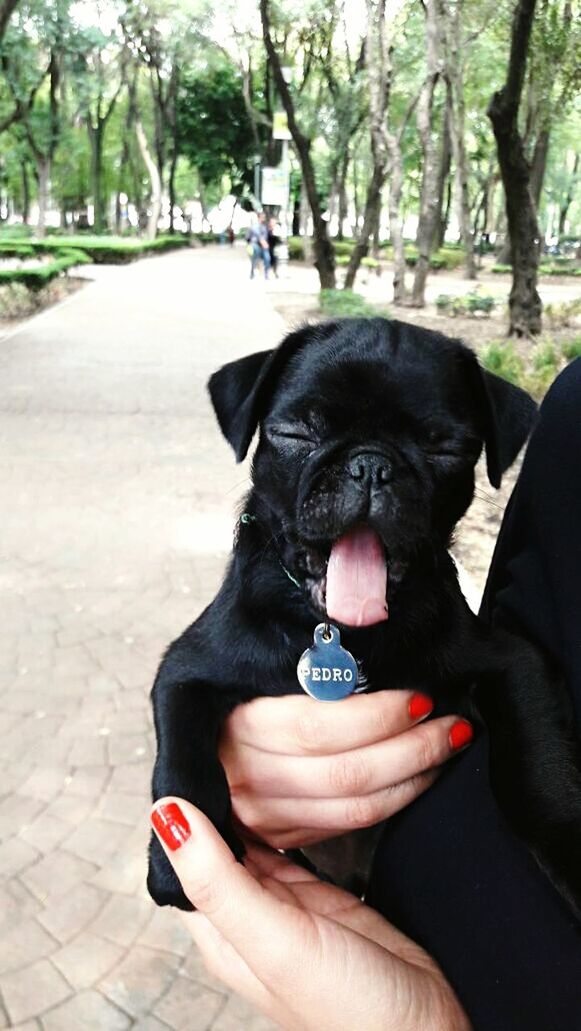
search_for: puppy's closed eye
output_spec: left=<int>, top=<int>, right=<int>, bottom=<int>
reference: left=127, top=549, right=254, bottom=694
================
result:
left=265, top=422, right=319, bottom=448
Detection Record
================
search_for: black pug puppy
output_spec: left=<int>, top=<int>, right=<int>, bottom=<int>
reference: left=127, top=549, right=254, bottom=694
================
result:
left=148, top=317, right=581, bottom=915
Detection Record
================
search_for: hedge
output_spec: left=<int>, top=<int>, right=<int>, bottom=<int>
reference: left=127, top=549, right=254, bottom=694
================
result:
left=0, top=248, right=91, bottom=290
left=289, top=236, right=465, bottom=270
left=0, top=234, right=191, bottom=265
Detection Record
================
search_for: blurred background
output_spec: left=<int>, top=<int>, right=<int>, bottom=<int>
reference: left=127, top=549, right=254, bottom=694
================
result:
left=0, top=0, right=579, bottom=1028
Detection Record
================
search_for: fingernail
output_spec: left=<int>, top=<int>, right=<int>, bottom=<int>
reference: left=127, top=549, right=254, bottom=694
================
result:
left=409, top=693, right=434, bottom=721
left=449, top=719, right=473, bottom=752
left=151, top=802, right=191, bottom=851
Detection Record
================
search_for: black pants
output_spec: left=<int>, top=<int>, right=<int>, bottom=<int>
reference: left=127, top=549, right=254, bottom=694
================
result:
left=367, top=359, right=581, bottom=1031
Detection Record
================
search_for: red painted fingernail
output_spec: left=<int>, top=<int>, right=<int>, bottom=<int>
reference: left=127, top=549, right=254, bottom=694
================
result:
left=449, top=720, right=473, bottom=752
left=151, top=802, right=191, bottom=851
left=409, top=693, right=434, bottom=721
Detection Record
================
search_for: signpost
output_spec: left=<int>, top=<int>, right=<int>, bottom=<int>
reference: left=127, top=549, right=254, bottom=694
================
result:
left=271, top=106, right=292, bottom=272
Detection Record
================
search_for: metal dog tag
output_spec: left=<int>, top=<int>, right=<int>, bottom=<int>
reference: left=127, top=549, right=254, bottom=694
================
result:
left=297, top=623, right=359, bottom=701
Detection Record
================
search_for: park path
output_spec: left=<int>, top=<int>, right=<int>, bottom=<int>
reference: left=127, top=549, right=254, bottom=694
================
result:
left=0, top=246, right=283, bottom=1030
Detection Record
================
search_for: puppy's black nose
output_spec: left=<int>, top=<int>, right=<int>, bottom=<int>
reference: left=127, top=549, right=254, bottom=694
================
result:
left=348, top=453, right=392, bottom=486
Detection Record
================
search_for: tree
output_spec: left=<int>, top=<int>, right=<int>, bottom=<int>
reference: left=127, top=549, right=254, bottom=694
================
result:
left=0, top=0, right=19, bottom=42
left=439, top=0, right=477, bottom=278
left=177, top=60, right=255, bottom=199
left=411, top=0, right=443, bottom=307
left=488, top=0, right=542, bottom=336
left=260, top=0, right=335, bottom=290
left=343, top=0, right=389, bottom=291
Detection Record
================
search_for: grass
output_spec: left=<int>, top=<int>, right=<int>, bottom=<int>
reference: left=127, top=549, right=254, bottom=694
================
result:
left=481, top=335, right=581, bottom=400
left=319, top=289, right=378, bottom=318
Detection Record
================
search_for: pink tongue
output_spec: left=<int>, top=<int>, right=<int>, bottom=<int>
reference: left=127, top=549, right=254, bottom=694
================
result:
left=326, top=525, right=388, bottom=628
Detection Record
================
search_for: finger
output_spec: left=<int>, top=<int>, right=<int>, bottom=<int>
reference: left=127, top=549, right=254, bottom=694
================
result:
left=229, top=715, right=467, bottom=799
left=184, top=912, right=274, bottom=1013
left=224, top=689, right=434, bottom=757
left=276, top=881, right=438, bottom=969
left=234, top=768, right=440, bottom=838
left=150, top=798, right=312, bottom=969
left=244, top=842, right=320, bottom=882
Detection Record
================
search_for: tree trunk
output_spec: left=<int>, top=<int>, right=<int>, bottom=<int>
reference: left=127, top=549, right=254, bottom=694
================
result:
left=529, top=126, right=550, bottom=212
left=0, top=0, right=19, bottom=42
left=21, top=160, right=30, bottom=224
left=89, top=125, right=105, bottom=232
left=411, top=0, right=442, bottom=307
left=337, top=149, right=349, bottom=240
left=432, top=93, right=451, bottom=249
left=558, top=153, right=579, bottom=237
left=300, top=181, right=313, bottom=262
left=135, top=119, right=161, bottom=241
left=488, top=0, right=541, bottom=336
left=386, top=140, right=407, bottom=304
left=168, top=146, right=178, bottom=233
left=344, top=0, right=390, bottom=291
left=35, top=157, right=50, bottom=238
left=260, top=0, right=335, bottom=289
left=344, top=163, right=384, bottom=289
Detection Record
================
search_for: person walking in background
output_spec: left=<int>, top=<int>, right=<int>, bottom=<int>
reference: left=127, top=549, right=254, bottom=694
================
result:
left=267, top=216, right=280, bottom=278
left=246, top=211, right=271, bottom=280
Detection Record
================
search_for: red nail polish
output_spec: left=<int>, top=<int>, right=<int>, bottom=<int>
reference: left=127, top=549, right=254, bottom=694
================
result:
left=449, top=720, right=473, bottom=752
left=151, top=802, right=191, bottom=851
left=409, top=693, right=434, bottom=721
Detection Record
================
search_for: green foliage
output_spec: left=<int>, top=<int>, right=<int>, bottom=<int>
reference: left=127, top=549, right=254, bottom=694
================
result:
left=491, top=264, right=513, bottom=274
left=435, top=290, right=496, bottom=317
left=319, top=289, right=378, bottom=317
left=481, top=335, right=581, bottom=400
left=361, top=256, right=379, bottom=269
left=0, top=248, right=91, bottom=291
left=177, top=60, right=255, bottom=191
left=288, top=237, right=305, bottom=260
left=545, top=298, right=581, bottom=328
left=562, top=336, right=581, bottom=360
left=335, top=254, right=350, bottom=266
left=480, top=341, right=524, bottom=385
left=0, top=234, right=191, bottom=264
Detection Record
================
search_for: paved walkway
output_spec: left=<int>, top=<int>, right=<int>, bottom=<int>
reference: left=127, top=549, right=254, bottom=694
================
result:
left=0, top=246, right=283, bottom=1030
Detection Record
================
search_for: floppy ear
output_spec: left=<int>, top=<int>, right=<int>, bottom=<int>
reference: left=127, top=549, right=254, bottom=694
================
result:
left=472, top=361, right=538, bottom=488
left=207, top=322, right=339, bottom=461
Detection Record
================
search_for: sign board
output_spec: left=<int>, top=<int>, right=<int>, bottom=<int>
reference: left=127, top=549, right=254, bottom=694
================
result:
left=272, top=110, right=292, bottom=140
left=261, top=166, right=288, bottom=207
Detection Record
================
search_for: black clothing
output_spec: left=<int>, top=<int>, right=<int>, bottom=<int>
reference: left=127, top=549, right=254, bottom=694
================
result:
left=367, top=359, right=581, bottom=1031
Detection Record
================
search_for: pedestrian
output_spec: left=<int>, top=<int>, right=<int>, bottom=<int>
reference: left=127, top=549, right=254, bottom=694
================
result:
left=267, top=216, right=280, bottom=278
left=246, top=212, right=271, bottom=280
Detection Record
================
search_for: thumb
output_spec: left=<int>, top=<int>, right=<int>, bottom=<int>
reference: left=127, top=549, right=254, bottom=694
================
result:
left=150, top=798, right=305, bottom=964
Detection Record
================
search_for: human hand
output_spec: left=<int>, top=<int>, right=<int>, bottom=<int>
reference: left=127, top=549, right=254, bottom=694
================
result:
left=219, top=692, right=473, bottom=848
left=151, top=798, right=470, bottom=1031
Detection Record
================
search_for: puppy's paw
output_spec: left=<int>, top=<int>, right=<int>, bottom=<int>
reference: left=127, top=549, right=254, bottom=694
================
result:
left=147, top=819, right=246, bottom=910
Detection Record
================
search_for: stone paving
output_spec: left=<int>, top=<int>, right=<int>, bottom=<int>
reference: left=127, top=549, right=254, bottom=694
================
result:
left=0, top=246, right=283, bottom=1029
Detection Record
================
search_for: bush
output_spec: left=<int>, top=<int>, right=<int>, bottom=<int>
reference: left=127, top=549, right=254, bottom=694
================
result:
left=0, top=244, right=36, bottom=259
left=539, top=263, right=581, bottom=277
left=0, top=234, right=191, bottom=265
left=481, top=335, right=581, bottom=401
left=361, top=256, right=379, bottom=269
left=335, top=254, right=350, bottom=266
left=0, top=248, right=91, bottom=290
left=288, top=236, right=305, bottom=261
left=480, top=341, right=524, bottom=386
left=435, top=289, right=496, bottom=317
left=545, top=299, right=581, bottom=329
left=491, top=264, right=512, bottom=274
left=333, top=240, right=355, bottom=257
left=562, top=336, right=581, bottom=361
left=319, top=289, right=378, bottom=317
